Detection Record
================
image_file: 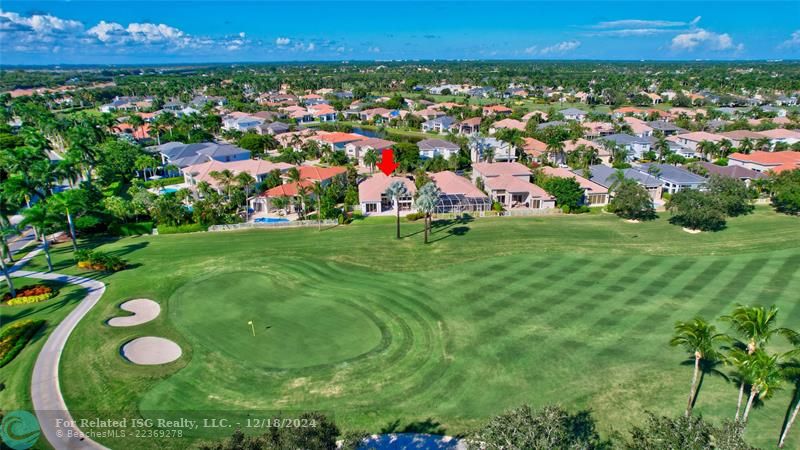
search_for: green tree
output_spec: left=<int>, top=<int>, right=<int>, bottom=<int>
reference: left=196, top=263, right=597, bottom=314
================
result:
left=49, top=189, right=89, bottom=252
left=706, top=175, right=755, bottom=217
left=363, top=148, right=379, bottom=173
left=608, top=178, right=656, bottom=221
left=541, top=176, right=584, bottom=213
left=670, top=319, right=727, bottom=416
left=666, top=190, right=726, bottom=231
left=770, top=169, right=800, bottom=216
left=469, top=404, right=608, bottom=450
left=625, top=413, right=753, bottom=450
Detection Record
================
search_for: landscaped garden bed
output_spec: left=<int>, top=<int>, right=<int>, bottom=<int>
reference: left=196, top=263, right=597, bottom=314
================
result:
left=1, top=284, right=58, bottom=306
left=0, top=320, right=47, bottom=368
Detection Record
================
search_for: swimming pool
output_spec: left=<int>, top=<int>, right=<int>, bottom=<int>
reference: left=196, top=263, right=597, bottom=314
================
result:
left=159, top=187, right=180, bottom=194
left=254, top=217, right=290, bottom=224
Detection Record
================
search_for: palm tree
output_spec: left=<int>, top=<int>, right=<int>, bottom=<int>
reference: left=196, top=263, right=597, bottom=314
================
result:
left=779, top=334, right=800, bottom=448
left=287, top=167, right=302, bottom=183
left=670, top=318, right=727, bottom=416
left=50, top=189, right=86, bottom=253
left=0, top=247, right=15, bottom=297
left=546, top=140, right=566, bottom=165
left=723, top=305, right=784, bottom=355
left=415, top=182, right=440, bottom=244
left=363, top=149, right=379, bottom=173
left=742, top=350, right=783, bottom=425
left=756, top=137, right=772, bottom=151
left=723, top=304, right=787, bottom=419
left=697, top=140, right=718, bottom=161
left=384, top=180, right=409, bottom=239
left=21, top=203, right=56, bottom=272
left=210, top=169, right=236, bottom=198
left=312, top=181, right=324, bottom=230
left=739, top=138, right=754, bottom=155
left=236, top=171, right=257, bottom=213
left=653, top=131, right=670, bottom=163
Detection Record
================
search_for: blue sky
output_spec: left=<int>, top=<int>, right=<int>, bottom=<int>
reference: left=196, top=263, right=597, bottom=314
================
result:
left=1, top=1, right=799, bottom=65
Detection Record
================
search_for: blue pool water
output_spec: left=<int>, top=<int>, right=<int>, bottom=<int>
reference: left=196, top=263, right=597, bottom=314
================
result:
left=254, top=217, right=290, bottom=224
left=160, top=187, right=180, bottom=194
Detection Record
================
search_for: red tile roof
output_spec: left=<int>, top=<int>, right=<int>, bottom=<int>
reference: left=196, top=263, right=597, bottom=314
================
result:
left=729, top=151, right=800, bottom=173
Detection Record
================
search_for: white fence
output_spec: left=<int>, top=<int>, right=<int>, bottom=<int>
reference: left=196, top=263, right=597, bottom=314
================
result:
left=208, top=219, right=338, bottom=232
left=432, top=209, right=562, bottom=220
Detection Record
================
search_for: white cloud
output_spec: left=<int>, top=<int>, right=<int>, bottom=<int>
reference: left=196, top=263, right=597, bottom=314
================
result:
left=368, top=46, right=381, bottom=53
left=524, top=40, right=581, bottom=56
left=306, top=42, right=315, bottom=51
left=87, top=21, right=124, bottom=42
left=779, top=30, right=800, bottom=49
left=590, top=16, right=703, bottom=38
left=540, top=40, right=581, bottom=54
left=0, top=10, right=83, bottom=34
left=594, top=19, right=688, bottom=29
left=671, top=29, right=742, bottom=52
left=275, top=37, right=290, bottom=46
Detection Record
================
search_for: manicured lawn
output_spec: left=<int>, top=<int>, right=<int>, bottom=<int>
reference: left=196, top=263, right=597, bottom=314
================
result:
left=18, top=208, right=800, bottom=448
left=0, top=277, right=86, bottom=450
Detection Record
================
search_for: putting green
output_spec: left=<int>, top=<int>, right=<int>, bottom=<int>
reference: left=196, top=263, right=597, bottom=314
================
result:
left=170, top=271, right=386, bottom=369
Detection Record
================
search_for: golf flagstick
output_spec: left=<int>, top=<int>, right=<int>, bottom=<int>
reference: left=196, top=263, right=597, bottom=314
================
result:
left=248, top=320, right=255, bottom=336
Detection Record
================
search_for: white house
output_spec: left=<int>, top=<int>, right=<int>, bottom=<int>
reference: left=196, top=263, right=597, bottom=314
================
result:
left=358, top=173, right=416, bottom=215
left=418, top=138, right=460, bottom=160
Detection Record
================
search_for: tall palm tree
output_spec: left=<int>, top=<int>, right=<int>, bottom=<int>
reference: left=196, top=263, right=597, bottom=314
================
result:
left=210, top=169, right=236, bottom=198
left=546, top=140, right=566, bottom=166
left=697, top=140, right=718, bottom=161
left=755, top=137, right=772, bottom=151
left=778, top=334, right=800, bottom=448
left=653, top=131, right=670, bottom=163
left=723, top=304, right=788, bottom=419
left=312, top=181, right=324, bottom=230
left=21, top=203, right=56, bottom=272
left=670, top=318, right=727, bottom=416
left=0, top=246, right=15, bottom=298
left=363, top=149, right=379, bottom=173
left=739, top=138, right=754, bottom=155
left=742, top=350, right=783, bottom=425
left=723, top=305, right=784, bottom=354
left=415, top=182, right=440, bottom=244
left=50, top=189, right=87, bottom=253
left=384, top=180, right=409, bottom=239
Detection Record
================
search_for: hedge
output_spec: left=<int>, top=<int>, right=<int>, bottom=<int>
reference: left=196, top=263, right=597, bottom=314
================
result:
left=157, top=223, right=206, bottom=234
left=143, top=176, right=185, bottom=188
left=2, top=284, right=53, bottom=302
left=0, top=320, right=46, bottom=368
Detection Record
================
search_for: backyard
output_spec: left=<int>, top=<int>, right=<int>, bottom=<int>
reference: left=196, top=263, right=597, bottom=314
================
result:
left=5, top=207, right=800, bottom=449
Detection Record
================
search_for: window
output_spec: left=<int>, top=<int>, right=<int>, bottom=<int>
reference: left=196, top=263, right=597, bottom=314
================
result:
left=365, top=203, right=377, bottom=213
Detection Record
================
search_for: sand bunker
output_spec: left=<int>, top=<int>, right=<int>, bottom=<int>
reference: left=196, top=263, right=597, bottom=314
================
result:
left=108, top=299, right=161, bottom=327
left=683, top=227, right=703, bottom=234
left=121, top=337, right=181, bottom=365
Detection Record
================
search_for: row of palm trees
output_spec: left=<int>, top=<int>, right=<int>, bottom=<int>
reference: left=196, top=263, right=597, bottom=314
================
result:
left=670, top=305, right=800, bottom=448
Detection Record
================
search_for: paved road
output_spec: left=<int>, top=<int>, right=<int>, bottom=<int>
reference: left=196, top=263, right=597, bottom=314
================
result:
left=7, top=227, right=36, bottom=257
left=10, top=249, right=109, bottom=450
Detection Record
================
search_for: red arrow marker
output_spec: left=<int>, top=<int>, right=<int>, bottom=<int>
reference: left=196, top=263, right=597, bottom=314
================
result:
left=376, top=148, right=399, bottom=176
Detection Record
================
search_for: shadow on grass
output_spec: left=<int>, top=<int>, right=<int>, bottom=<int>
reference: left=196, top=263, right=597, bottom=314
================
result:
left=379, top=417, right=447, bottom=435
left=428, top=226, right=470, bottom=243
left=681, top=358, right=729, bottom=411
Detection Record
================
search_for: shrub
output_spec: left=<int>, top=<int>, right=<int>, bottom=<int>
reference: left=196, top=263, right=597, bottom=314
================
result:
left=405, top=212, right=425, bottom=221
left=157, top=223, right=206, bottom=234
left=75, top=250, right=127, bottom=272
left=0, top=320, right=46, bottom=367
left=2, top=284, right=53, bottom=301
left=6, top=294, right=55, bottom=306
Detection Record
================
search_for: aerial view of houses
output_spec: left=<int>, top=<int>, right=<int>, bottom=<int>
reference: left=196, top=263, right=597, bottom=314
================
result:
left=1, top=1, right=800, bottom=449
